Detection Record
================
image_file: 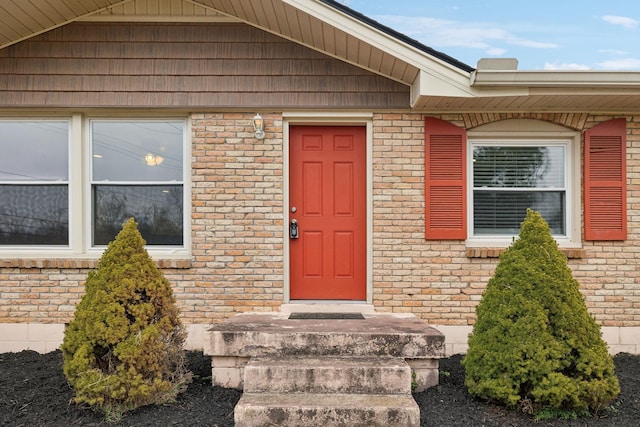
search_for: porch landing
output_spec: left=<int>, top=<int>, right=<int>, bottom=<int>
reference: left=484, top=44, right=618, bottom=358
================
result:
left=204, top=312, right=445, bottom=426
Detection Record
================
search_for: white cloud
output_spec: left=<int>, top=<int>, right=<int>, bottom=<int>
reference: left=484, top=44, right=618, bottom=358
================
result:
left=597, top=58, right=640, bottom=70
left=602, top=15, right=638, bottom=29
left=376, top=15, right=557, bottom=57
left=486, top=47, right=507, bottom=56
left=545, top=58, right=640, bottom=71
left=544, top=62, right=591, bottom=70
left=598, top=49, right=630, bottom=56
left=511, top=39, right=557, bottom=49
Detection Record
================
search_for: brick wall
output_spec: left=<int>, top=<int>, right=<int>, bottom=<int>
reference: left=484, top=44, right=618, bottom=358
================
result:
left=0, top=113, right=285, bottom=326
left=187, top=113, right=285, bottom=319
left=1, top=111, right=639, bottom=335
left=371, top=112, right=640, bottom=328
left=371, top=113, right=478, bottom=324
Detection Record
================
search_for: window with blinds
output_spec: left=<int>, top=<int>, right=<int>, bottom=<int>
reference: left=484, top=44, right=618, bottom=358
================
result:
left=471, top=143, right=567, bottom=236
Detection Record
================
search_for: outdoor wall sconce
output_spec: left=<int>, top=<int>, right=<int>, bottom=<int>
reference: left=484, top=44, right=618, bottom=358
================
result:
left=253, top=113, right=266, bottom=139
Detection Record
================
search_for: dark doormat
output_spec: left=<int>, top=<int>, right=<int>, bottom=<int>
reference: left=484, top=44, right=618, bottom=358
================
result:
left=288, top=312, right=365, bottom=320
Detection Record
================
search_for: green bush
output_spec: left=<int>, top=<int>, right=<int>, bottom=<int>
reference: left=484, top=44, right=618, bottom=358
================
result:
left=61, top=218, right=191, bottom=420
left=463, top=209, right=619, bottom=414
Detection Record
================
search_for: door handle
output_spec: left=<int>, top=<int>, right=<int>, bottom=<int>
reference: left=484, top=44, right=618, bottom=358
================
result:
left=289, top=219, right=299, bottom=239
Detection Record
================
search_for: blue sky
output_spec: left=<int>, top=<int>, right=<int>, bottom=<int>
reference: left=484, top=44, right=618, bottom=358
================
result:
left=340, top=1, right=640, bottom=71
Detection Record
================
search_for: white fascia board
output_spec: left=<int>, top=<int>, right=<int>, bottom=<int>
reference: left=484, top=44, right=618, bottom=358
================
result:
left=411, top=70, right=482, bottom=107
left=472, top=70, right=640, bottom=88
left=285, top=0, right=475, bottom=95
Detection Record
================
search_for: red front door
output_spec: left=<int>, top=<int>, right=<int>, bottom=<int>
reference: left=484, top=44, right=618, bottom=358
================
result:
left=289, top=126, right=366, bottom=300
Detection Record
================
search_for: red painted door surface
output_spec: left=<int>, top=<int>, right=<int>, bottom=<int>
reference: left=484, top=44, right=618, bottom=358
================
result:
left=289, top=126, right=366, bottom=300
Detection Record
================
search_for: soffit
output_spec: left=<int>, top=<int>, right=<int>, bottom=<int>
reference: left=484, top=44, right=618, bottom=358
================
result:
left=416, top=92, right=640, bottom=113
left=0, top=0, right=133, bottom=49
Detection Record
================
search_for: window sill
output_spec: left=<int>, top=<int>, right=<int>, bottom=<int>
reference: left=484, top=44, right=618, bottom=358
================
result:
left=466, top=248, right=585, bottom=259
left=0, top=258, right=192, bottom=269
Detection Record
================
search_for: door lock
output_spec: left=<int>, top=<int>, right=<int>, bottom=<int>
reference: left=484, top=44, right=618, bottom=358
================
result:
left=289, top=219, right=299, bottom=239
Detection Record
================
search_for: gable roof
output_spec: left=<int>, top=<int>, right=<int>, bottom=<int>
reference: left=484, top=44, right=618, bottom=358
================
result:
left=1, top=0, right=640, bottom=112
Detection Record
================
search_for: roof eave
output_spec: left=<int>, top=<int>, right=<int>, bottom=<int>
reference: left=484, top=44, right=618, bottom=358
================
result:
left=289, top=1, right=479, bottom=102
left=201, top=0, right=479, bottom=102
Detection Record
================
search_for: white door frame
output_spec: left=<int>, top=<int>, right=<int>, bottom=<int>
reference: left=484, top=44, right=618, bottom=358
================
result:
left=282, top=112, right=373, bottom=304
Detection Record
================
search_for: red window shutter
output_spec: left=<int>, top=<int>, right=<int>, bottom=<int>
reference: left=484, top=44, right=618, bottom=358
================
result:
left=584, top=118, right=627, bottom=241
left=424, top=117, right=467, bottom=240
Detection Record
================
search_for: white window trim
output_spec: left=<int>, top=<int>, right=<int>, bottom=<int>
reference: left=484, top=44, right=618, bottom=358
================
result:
left=0, top=113, right=191, bottom=259
left=466, top=120, right=581, bottom=249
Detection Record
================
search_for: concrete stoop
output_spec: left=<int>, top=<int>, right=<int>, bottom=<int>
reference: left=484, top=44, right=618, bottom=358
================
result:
left=244, top=356, right=411, bottom=394
left=204, top=312, right=445, bottom=427
left=234, top=393, right=420, bottom=427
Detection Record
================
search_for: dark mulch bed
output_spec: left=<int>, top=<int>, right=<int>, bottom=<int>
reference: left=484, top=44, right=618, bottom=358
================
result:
left=417, top=353, right=639, bottom=426
left=1, top=350, right=638, bottom=426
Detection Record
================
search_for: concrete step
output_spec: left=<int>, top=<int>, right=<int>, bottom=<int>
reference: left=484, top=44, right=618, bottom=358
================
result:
left=234, top=392, right=420, bottom=427
left=243, top=356, right=412, bottom=394
left=206, top=312, right=445, bottom=359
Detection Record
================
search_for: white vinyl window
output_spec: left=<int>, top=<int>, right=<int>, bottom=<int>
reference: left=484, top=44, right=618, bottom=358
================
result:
left=471, top=142, right=568, bottom=237
left=467, top=120, right=581, bottom=248
left=0, top=120, right=70, bottom=246
left=0, top=115, right=190, bottom=257
left=90, top=120, right=186, bottom=247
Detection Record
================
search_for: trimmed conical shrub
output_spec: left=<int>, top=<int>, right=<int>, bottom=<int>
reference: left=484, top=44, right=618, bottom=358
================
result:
left=62, top=218, right=191, bottom=420
left=463, top=209, right=619, bottom=414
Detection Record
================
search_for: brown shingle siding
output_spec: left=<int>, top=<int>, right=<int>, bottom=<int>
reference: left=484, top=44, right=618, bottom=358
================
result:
left=0, top=22, right=409, bottom=109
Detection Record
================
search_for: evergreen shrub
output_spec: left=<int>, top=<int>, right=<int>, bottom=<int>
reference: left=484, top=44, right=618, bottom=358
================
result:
left=463, top=209, right=619, bottom=414
left=61, top=218, right=191, bottom=420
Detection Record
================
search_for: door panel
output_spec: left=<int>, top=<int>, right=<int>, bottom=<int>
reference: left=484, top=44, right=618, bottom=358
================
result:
left=290, top=126, right=366, bottom=300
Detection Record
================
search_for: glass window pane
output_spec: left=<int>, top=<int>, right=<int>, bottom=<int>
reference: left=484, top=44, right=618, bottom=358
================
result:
left=474, top=190, right=565, bottom=235
left=93, top=185, right=183, bottom=245
left=92, top=121, right=183, bottom=182
left=0, top=185, right=69, bottom=245
left=0, top=121, right=68, bottom=181
left=473, top=146, right=564, bottom=188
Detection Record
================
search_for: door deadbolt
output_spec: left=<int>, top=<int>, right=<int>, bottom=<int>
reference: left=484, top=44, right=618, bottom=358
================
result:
left=289, top=219, right=299, bottom=239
